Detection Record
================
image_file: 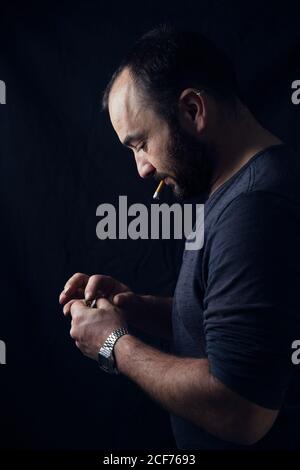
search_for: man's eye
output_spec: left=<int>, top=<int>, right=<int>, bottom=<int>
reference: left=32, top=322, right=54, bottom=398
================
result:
left=138, top=142, right=147, bottom=152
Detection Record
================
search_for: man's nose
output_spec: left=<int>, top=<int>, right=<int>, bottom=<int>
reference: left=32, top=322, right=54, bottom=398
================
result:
left=135, top=154, right=156, bottom=178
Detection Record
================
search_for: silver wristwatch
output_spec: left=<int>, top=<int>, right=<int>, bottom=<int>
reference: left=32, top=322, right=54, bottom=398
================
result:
left=98, top=327, right=129, bottom=374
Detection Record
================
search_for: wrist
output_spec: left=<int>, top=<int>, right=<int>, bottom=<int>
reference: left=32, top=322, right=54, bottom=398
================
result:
left=114, top=333, right=139, bottom=375
left=98, top=326, right=129, bottom=374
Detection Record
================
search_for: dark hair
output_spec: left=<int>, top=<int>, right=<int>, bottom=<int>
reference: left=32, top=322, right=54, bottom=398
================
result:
left=102, top=25, right=239, bottom=121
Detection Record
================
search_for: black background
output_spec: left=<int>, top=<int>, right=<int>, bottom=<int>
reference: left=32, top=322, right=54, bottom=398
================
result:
left=0, top=0, right=300, bottom=453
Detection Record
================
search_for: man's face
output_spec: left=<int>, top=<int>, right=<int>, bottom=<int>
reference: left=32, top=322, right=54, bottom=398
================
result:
left=108, top=69, right=213, bottom=200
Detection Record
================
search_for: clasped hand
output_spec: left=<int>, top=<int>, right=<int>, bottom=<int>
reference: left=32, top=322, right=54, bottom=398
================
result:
left=59, top=273, right=132, bottom=360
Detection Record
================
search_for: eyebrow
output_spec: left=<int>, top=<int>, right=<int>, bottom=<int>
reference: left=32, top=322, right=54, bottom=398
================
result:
left=122, top=133, right=145, bottom=148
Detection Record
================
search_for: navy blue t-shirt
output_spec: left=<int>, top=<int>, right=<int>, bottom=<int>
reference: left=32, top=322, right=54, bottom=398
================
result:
left=171, top=144, right=300, bottom=450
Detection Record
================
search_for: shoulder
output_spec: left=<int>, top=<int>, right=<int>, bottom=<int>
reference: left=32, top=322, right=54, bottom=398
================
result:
left=205, top=144, right=300, bottom=233
left=205, top=189, right=300, bottom=258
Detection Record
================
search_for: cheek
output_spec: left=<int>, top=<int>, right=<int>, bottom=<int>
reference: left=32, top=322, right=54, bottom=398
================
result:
left=150, top=141, right=172, bottom=168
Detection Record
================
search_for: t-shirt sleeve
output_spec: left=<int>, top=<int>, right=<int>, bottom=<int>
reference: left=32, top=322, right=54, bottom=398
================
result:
left=204, top=191, right=299, bottom=409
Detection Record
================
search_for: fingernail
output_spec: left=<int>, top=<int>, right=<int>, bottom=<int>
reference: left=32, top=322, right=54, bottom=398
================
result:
left=85, top=291, right=92, bottom=300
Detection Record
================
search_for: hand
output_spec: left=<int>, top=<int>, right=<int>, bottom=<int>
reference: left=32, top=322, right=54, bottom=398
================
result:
left=59, top=272, right=135, bottom=315
left=66, top=297, right=128, bottom=360
left=59, top=273, right=173, bottom=340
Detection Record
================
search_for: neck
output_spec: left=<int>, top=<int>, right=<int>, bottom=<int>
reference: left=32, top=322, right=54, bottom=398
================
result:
left=208, top=103, right=282, bottom=197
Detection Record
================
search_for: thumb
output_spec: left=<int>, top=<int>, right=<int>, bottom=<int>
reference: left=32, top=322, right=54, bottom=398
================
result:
left=95, top=297, right=113, bottom=309
left=113, top=292, right=138, bottom=309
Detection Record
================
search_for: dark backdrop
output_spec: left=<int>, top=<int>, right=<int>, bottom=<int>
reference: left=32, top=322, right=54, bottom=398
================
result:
left=0, top=0, right=300, bottom=452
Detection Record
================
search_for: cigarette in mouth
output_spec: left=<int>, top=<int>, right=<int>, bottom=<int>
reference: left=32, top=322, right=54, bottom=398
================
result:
left=153, top=180, right=165, bottom=200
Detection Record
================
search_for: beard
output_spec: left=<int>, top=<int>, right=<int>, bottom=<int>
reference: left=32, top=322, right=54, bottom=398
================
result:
left=154, top=120, right=214, bottom=201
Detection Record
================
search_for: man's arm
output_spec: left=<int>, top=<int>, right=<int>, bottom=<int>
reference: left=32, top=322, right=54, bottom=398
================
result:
left=60, top=273, right=173, bottom=340
left=117, top=294, right=173, bottom=340
left=68, top=297, right=278, bottom=446
left=114, top=334, right=278, bottom=446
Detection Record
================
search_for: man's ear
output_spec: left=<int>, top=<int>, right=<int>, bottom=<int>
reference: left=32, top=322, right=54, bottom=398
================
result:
left=178, top=88, right=206, bottom=136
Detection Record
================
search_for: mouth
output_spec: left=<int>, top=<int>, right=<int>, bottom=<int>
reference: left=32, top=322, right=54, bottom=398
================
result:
left=163, top=176, right=177, bottom=187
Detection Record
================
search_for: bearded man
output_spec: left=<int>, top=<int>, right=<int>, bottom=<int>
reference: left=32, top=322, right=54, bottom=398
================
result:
left=59, top=26, right=300, bottom=450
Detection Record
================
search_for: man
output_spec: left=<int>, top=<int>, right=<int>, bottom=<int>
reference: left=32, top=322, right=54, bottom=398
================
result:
left=59, top=26, right=300, bottom=449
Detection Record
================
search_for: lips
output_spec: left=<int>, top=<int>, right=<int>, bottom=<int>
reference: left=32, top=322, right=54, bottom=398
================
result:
left=164, top=177, right=174, bottom=186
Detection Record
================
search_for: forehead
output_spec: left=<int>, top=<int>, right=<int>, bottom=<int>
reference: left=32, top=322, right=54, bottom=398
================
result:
left=108, top=68, right=151, bottom=142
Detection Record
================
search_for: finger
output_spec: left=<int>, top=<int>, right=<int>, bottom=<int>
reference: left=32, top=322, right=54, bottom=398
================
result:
left=113, top=291, right=137, bottom=308
left=59, top=287, right=84, bottom=305
left=84, top=275, right=129, bottom=301
left=70, top=299, right=88, bottom=318
left=96, top=297, right=113, bottom=309
left=63, top=273, right=89, bottom=299
left=63, top=298, right=82, bottom=316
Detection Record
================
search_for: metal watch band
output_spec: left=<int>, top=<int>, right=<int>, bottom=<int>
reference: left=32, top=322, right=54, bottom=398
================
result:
left=98, top=327, right=129, bottom=374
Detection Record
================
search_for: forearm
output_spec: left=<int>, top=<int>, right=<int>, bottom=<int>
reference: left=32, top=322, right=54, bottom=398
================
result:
left=114, top=334, right=254, bottom=444
left=125, top=295, right=173, bottom=340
